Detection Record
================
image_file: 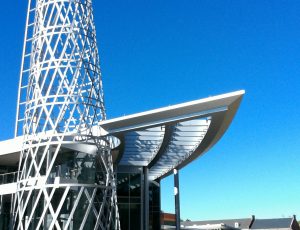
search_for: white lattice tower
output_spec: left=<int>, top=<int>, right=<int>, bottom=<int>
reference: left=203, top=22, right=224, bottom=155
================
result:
left=14, top=0, right=120, bottom=229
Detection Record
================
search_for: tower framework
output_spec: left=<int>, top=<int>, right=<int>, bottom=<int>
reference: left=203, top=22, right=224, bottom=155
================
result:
left=14, top=0, right=120, bottom=229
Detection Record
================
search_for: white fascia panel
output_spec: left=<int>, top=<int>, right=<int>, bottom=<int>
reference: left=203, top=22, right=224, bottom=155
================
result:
left=0, top=182, right=17, bottom=195
left=99, top=90, right=244, bottom=133
left=0, top=136, right=23, bottom=156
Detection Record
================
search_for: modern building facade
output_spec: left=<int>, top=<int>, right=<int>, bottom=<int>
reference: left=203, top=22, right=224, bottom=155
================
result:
left=0, top=0, right=244, bottom=229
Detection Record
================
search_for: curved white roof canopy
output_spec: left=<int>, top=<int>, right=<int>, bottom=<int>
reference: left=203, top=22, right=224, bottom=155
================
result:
left=0, top=90, right=244, bottom=180
left=100, top=90, right=244, bottom=180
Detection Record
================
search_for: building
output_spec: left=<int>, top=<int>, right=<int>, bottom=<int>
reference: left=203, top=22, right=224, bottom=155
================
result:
left=161, top=212, right=177, bottom=229
left=0, top=0, right=244, bottom=229
left=251, top=216, right=300, bottom=230
left=180, top=215, right=300, bottom=230
left=0, top=91, right=244, bottom=230
left=181, top=216, right=254, bottom=230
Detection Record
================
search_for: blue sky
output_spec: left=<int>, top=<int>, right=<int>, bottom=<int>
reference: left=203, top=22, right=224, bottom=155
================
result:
left=0, top=0, right=299, bottom=221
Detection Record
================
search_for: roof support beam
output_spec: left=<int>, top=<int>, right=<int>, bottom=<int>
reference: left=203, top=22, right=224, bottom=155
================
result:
left=148, top=125, right=174, bottom=168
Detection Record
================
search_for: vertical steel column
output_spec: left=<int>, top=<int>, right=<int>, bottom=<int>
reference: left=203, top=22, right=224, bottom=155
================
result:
left=9, top=194, right=14, bottom=230
left=143, top=167, right=149, bottom=230
left=174, top=169, right=181, bottom=230
left=0, top=194, right=2, bottom=215
left=158, top=178, right=162, bottom=229
left=140, top=168, right=144, bottom=230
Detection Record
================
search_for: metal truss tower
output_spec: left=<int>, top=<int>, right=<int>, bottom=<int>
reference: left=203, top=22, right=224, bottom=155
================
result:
left=14, top=0, right=120, bottom=229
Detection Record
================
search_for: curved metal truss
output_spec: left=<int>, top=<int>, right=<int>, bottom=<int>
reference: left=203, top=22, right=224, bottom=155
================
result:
left=14, top=0, right=119, bottom=229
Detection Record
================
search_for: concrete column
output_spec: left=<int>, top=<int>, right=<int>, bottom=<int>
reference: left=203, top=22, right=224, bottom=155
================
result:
left=174, top=169, right=181, bottom=230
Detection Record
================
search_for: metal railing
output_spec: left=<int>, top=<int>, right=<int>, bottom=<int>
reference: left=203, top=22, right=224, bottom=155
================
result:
left=0, top=172, right=19, bottom=185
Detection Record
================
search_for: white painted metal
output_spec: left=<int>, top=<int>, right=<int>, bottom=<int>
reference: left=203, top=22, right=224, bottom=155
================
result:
left=1, top=91, right=244, bottom=175
left=99, top=90, right=244, bottom=134
left=15, top=0, right=35, bottom=137
left=14, top=0, right=119, bottom=229
left=119, top=126, right=165, bottom=166
left=149, top=118, right=211, bottom=180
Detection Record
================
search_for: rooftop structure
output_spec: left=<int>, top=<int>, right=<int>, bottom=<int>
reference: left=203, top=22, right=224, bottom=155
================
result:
left=179, top=215, right=300, bottom=230
left=251, top=216, right=300, bottom=230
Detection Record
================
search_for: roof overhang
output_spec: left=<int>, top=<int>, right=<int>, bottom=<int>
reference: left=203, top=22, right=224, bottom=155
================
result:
left=0, top=90, right=244, bottom=180
left=99, top=90, right=243, bottom=134
left=101, top=90, right=244, bottom=180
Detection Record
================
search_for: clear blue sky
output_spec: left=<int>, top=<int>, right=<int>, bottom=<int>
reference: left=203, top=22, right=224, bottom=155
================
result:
left=0, top=0, right=299, bottom=221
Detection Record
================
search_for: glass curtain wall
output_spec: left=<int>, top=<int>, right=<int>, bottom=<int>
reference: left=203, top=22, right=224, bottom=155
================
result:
left=149, top=180, right=161, bottom=230
left=117, top=172, right=142, bottom=230
left=117, top=171, right=161, bottom=230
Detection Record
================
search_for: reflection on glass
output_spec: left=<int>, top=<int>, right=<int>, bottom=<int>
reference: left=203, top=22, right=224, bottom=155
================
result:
left=117, top=172, right=161, bottom=230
